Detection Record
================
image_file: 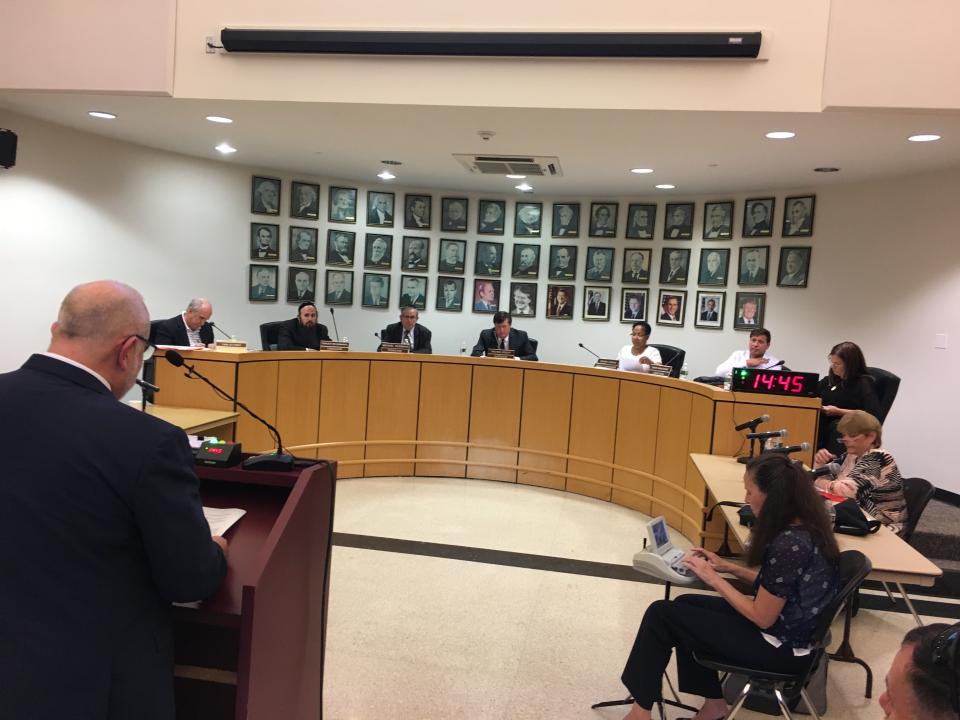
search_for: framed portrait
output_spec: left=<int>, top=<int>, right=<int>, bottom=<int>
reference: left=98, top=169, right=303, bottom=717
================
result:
left=398, top=275, right=428, bottom=311
left=404, top=194, right=432, bottom=230
left=743, top=197, right=774, bottom=238
left=659, top=247, right=690, bottom=285
left=251, top=176, right=281, bottom=216
left=545, top=285, right=575, bottom=320
left=626, top=203, right=656, bottom=239
left=328, top=186, right=357, bottom=223
left=364, top=233, right=393, bottom=269
left=547, top=245, right=577, bottom=280
left=290, top=181, right=320, bottom=219
left=694, top=291, right=725, bottom=329
left=437, top=239, right=466, bottom=274
left=733, top=292, right=765, bottom=330
left=249, top=264, right=278, bottom=302
left=287, top=267, right=317, bottom=303
left=703, top=201, right=734, bottom=240
left=250, top=223, right=280, bottom=261
left=401, top=236, right=430, bottom=271
left=697, top=247, right=730, bottom=286
left=325, top=229, right=355, bottom=266
left=551, top=202, right=580, bottom=238
left=477, top=199, right=506, bottom=235
left=583, top=286, right=611, bottom=321
left=622, top=248, right=651, bottom=284
left=782, top=195, right=815, bottom=237
left=472, top=278, right=501, bottom=313
left=325, top=270, right=354, bottom=306
left=475, top=241, right=503, bottom=277
left=512, top=243, right=541, bottom=278
left=663, top=202, right=694, bottom=240
left=366, top=191, right=395, bottom=228
left=509, top=282, right=538, bottom=318
left=441, top=197, right=468, bottom=232
left=657, top=290, right=687, bottom=327
left=436, top=276, right=464, bottom=312
left=584, top=246, right=615, bottom=281
left=738, top=245, right=769, bottom=286
left=361, top=273, right=390, bottom=308
left=777, top=246, right=811, bottom=288
left=513, top=202, right=543, bottom=237
left=289, top=226, right=318, bottom=264
left=588, top=202, right=618, bottom=237
left=620, top=288, right=648, bottom=323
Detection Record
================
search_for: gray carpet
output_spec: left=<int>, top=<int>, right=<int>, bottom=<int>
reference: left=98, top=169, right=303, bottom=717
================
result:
left=912, top=498, right=959, bottom=563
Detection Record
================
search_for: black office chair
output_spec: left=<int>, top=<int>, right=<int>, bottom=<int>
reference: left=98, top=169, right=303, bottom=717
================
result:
left=694, top=550, right=871, bottom=720
left=866, top=366, right=900, bottom=424
left=259, top=321, right=285, bottom=351
left=649, top=344, right=684, bottom=378
left=879, top=477, right=935, bottom=625
left=528, top=338, right=539, bottom=360
left=140, top=319, right=165, bottom=403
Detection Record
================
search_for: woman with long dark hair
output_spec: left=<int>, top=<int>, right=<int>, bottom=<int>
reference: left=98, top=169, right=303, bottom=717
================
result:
left=817, top=341, right=881, bottom=454
left=619, top=454, right=840, bottom=720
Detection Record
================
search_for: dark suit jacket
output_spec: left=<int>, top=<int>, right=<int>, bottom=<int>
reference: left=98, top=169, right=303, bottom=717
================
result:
left=740, top=269, right=768, bottom=284
left=277, top=318, right=330, bottom=350
left=588, top=301, right=607, bottom=315
left=0, top=355, right=225, bottom=719
left=152, top=314, right=214, bottom=346
left=470, top=328, right=538, bottom=361
left=289, top=290, right=315, bottom=303
left=399, top=293, right=424, bottom=308
left=367, top=209, right=393, bottom=224
left=381, top=322, right=433, bottom=354
left=700, top=310, right=719, bottom=321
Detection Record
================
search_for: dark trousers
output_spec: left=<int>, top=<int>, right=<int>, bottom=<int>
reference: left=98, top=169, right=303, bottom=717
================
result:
left=621, top=594, right=811, bottom=710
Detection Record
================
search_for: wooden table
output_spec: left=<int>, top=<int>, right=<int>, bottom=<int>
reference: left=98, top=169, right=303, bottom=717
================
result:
left=131, top=403, right=238, bottom=440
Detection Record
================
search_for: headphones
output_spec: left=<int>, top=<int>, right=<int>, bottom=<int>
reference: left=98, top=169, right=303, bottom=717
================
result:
left=931, top=622, right=960, bottom=714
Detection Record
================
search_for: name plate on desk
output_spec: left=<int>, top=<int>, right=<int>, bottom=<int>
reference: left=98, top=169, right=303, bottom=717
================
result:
left=212, top=340, right=247, bottom=353
left=379, top=342, right=411, bottom=354
left=594, top=359, right=619, bottom=370
left=648, top=363, right=673, bottom=377
left=319, top=341, right=350, bottom=352
left=486, top=348, right=515, bottom=359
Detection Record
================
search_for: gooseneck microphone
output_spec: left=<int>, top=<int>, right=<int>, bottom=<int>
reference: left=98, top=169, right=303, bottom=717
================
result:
left=136, top=378, right=160, bottom=393
left=746, top=428, right=788, bottom=440
left=164, top=350, right=293, bottom=471
left=577, top=342, right=600, bottom=359
left=734, top=414, right=769, bottom=432
left=767, top=360, right=786, bottom=369
left=208, top=322, right=234, bottom=340
left=763, top=442, right=810, bottom=456
left=329, top=307, right=340, bottom=342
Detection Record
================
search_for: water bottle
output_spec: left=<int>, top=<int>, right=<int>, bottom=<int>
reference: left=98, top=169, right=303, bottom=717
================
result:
left=680, top=363, right=689, bottom=380
left=723, top=373, right=732, bottom=391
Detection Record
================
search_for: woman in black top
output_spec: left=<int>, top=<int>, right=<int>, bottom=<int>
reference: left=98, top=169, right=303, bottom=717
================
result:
left=619, top=455, right=840, bottom=720
left=817, top=341, right=880, bottom=455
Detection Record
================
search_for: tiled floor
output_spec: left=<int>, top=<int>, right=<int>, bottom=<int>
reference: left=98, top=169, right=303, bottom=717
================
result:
left=322, top=476, right=955, bottom=719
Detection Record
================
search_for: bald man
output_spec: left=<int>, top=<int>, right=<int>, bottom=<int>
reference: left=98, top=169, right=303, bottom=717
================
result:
left=152, top=297, right=214, bottom=346
left=0, top=281, right=227, bottom=720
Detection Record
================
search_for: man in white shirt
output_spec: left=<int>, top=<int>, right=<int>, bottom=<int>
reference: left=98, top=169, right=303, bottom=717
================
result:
left=715, top=328, right=781, bottom=376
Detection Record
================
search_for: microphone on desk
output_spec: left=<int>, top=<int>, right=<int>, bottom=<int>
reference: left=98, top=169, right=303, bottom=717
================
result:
left=577, top=342, right=600, bottom=359
left=810, top=462, right=840, bottom=479
left=135, top=378, right=160, bottom=393
left=329, top=307, right=340, bottom=342
left=734, top=414, right=769, bottom=432
left=208, top=322, right=235, bottom=341
left=763, top=442, right=810, bottom=456
left=746, top=428, right=788, bottom=440
left=767, top=360, right=786, bottom=370
left=164, top=350, right=294, bottom=471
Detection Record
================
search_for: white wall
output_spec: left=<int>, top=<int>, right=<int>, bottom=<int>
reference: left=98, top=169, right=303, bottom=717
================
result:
left=1, top=110, right=957, bottom=491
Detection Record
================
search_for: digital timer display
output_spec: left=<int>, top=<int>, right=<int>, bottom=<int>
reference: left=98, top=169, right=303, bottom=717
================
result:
left=730, top=367, right=819, bottom=397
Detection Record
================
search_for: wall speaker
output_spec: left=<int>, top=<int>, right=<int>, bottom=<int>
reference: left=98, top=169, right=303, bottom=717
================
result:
left=0, top=129, right=17, bottom=169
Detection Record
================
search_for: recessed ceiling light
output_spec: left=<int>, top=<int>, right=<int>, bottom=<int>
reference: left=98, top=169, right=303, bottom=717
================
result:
left=814, top=167, right=840, bottom=172
left=765, top=131, right=796, bottom=139
left=377, top=170, right=396, bottom=180
left=908, top=134, right=941, bottom=142
left=655, top=184, right=676, bottom=190
left=506, top=174, right=526, bottom=179
left=205, top=115, right=233, bottom=124
left=630, top=168, right=654, bottom=174
left=214, top=142, right=237, bottom=154
left=515, top=182, right=533, bottom=192
left=88, top=111, right=117, bottom=120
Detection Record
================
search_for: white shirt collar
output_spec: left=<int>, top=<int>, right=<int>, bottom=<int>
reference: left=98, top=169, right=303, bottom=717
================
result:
left=42, top=352, right=112, bottom=392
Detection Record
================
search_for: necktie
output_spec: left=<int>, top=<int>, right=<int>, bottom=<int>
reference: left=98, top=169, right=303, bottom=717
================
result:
left=403, top=330, right=411, bottom=347
left=498, top=338, right=504, bottom=350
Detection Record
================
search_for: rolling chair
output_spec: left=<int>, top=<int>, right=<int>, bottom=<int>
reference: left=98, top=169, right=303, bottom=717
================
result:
left=528, top=338, right=539, bottom=360
left=648, top=344, right=684, bottom=378
left=865, top=366, right=900, bottom=423
left=140, top=319, right=165, bottom=403
left=259, top=321, right=286, bottom=351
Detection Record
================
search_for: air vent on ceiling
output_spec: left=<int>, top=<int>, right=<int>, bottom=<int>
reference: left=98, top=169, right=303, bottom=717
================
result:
left=454, top=154, right=563, bottom=177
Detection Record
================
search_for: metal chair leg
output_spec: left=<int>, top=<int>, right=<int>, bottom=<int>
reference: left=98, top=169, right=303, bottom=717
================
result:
left=880, top=581, right=897, bottom=604
left=800, top=687, right=823, bottom=720
left=725, top=681, right=752, bottom=720
left=773, top=687, right=796, bottom=720
left=896, top=583, right=923, bottom=627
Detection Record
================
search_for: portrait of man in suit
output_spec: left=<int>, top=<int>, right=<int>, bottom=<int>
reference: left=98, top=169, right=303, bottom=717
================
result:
left=250, top=223, right=279, bottom=260
left=325, top=270, right=353, bottom=305
left=362, top=273, right=390, bottom=308
left=290, top=181, right=319, bottom=219
left=328, top=186, right=357, bottom=223
left=367, top=191, right=394, bottom=227
left=286, top=268, right=316, bottom=303
left=703, top=202, right=733, bottom=239
left=743, top=198, right=774, bottom=237
left=478, top=200, right=505, bottom=234
left=626, top=203, right=656, bottom=239
left=584, top=287, right=609, bottom=319
left=695, top=292, right=724, bottom=328
left=739, top=246, right=768, bottom=285
left=473, top=279, right=499, bottom=313
left=442, top=198, right=468, bottom=232
left=658, top=293, right=685, bottom=324
left=549, top=245, right=577, bottom=279
left=783, top=196, right=815, bottom=236
left=778, top=247, right=810, bottom=287
left=514, top=203, right=542, bottom=236
left=438, top=240, right=465, bottom=273
left=249, top=265, right=277, bottom=301
left=621, top=291, right=647, bottom=322
left=436, top=277, right=463, bottom=311
left=546, top=285, right=574, bottom=319
left=589, top=202, right=617, bottom=237
left=475, top=242, right=502, bottom=276
left=664, top=203, right=693, bottom=239
left=251, top=176, right=280, bottom=215
left=622, top=249, right=650, bottom=283
left=404, top=194, right=431, bottom=230
left=551, top=203, right=580, bottom=237
left=364, top=234, right=392, bottom=269
left=659, top=248, right=689, bottom=285
left=289, top=227, right=317, bottom=263
left=398, top=275, right=427, bottom=310
left=698, top=249, right=728, bottom=285
left=512, top=244, right=540, bottom=278
left=326, top=230, right=355, bottom=266
left=734, top=293, right=765, bottom=330
left=403, top=236, right=429, bottom=271
left=585, top=248, right=614, bottom=281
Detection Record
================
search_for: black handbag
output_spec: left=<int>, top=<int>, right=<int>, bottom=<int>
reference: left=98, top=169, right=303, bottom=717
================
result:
left=833, top=499, right=882, bottom=536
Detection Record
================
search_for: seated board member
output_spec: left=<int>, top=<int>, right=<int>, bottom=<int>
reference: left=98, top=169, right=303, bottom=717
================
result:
left=277, top=302, right=331, bottom=350
left=470, top=310, right=538, bottom=361
left=617, top=321, right=662, bottom=373
left=715, top=327, right=781, bottom=377
left=380, top=306, right=433, bottom=354
left=0, top=280, right=227, bottom=720
left=152, top=297, right=214, bottom=346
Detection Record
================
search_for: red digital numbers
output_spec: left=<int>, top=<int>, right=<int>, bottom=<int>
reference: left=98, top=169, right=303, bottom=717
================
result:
left=207, top=446, right=223, bottom=454
left=790, top=376, right=804, bottom=393
left=751, top=371, right=804, bottom=394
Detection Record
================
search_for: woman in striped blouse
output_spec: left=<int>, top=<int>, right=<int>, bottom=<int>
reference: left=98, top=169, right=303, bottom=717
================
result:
left=813, top=410, right=909, bottom=536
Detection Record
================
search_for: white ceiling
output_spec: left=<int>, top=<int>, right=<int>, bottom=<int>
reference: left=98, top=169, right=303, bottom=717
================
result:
left=2, top=92, right=959, bottom=195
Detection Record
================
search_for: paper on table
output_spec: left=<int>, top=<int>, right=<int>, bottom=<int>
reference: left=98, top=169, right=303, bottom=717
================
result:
left=203, top=506, right=246, bottom=536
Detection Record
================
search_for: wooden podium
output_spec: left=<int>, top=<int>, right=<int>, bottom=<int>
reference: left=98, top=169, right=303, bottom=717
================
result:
left=173, top=459, right=336, bottom=720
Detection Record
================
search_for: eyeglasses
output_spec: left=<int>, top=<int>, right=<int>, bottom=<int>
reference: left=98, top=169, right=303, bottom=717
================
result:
left=931, top=623, right=960, bottom=712
left=129, top=334, right=155, bottom=360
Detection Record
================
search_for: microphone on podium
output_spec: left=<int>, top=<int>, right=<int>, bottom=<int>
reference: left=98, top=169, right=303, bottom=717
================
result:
left=735, top=414, right=769, bottom=432
left=746, top=428, right=788, bottom=441
left=329, top=307, right=340, bottom=342
left=207, top=322, right=235, bottom=340
left=763, top=442, right=810, bottom=456
left=135, top=378, right=159, bottom=393
left=577, top=342, right=601, bottom=360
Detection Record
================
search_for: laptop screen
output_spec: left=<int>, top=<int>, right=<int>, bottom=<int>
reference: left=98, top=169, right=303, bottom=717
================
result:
left=646, top=516, right=672, bottom=555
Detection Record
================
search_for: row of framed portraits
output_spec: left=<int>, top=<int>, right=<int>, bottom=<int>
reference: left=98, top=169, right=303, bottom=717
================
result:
left=248, top=264, right=765, bottom=330
left=252, top=175, right=816, bottom=239
left=251, top=222, right=811, bottom=288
